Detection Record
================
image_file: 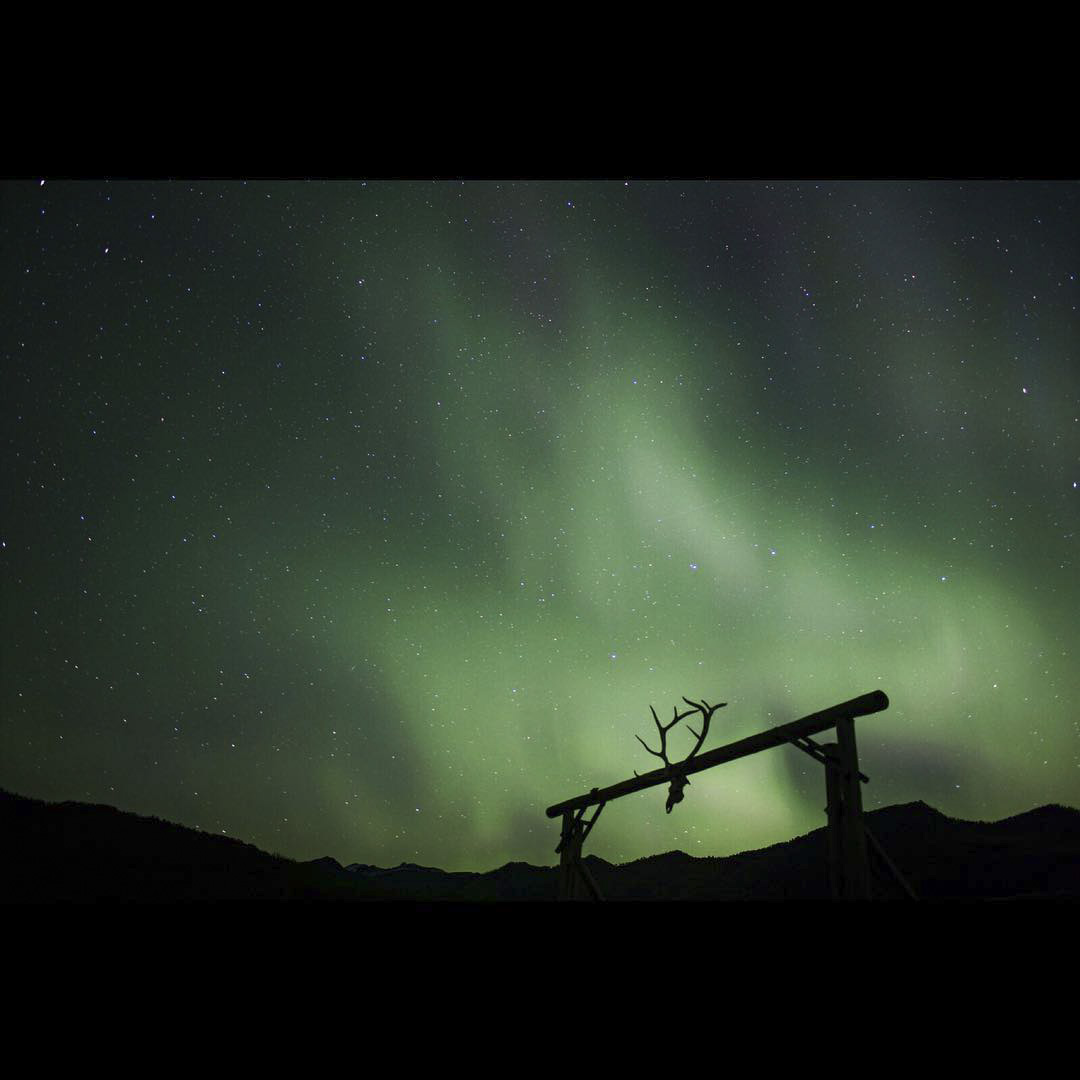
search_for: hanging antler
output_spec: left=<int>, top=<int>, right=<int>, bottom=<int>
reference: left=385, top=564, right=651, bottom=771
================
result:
left=635, top=696, right=728, bottom=812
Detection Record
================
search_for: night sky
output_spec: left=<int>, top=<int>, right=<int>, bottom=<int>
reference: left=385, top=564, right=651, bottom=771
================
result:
left=3, top=179, right=1077, bottom=872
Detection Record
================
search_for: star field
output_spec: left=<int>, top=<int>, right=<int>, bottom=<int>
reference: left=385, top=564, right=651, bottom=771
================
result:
left=2, top=179, right=1077, bottom=870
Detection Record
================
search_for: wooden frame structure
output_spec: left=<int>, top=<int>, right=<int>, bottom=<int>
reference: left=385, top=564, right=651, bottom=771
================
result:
left=546, top=689, right=916, bottom=900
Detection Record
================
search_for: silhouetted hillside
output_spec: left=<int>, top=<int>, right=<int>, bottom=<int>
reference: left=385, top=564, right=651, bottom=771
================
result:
left=3, top=788, right=1078, bottom=902
left=578, top=801, right=1080, bottom=900
left=0, top=789, right=371, bottom=902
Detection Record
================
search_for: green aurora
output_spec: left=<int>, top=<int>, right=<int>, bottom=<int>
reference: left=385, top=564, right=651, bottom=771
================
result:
left=2, top=179, right=1077, bottom=870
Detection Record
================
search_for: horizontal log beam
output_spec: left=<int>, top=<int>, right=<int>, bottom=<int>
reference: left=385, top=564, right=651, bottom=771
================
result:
left=545, top=690, right=889, bottom=818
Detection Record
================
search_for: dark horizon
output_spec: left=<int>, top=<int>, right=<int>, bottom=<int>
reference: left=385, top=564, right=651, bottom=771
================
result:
left=4, top=785, right=1078, bottom=903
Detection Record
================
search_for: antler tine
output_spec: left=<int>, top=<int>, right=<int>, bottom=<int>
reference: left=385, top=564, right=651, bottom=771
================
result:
left=634, top=733, right=659, bottom=756
left=638, top=701, right=695, bottom=767
left=636, top=707, right=672, bottom=767
left=684, top=713, right=709, bottom=760
left=680, top=696, right=728, bottom=762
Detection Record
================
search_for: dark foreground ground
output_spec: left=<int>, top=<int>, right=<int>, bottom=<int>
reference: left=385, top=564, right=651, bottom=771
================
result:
left=3, top=787, right=1078, bottom=903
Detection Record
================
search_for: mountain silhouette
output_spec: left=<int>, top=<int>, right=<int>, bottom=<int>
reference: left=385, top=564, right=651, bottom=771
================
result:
left=2, top=788, right=1077, bottom=902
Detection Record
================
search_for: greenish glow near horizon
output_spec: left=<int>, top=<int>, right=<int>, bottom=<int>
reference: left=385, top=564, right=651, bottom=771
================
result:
left=2, top=180, right=1077, bottom=872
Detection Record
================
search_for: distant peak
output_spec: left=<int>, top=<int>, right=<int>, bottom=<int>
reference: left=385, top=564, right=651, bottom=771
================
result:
left=581, top=853, right=613, bottom=867
left=390, top=861, right=445, bottom=875
left=991, top=803, right=1080, bottom=827
left=624, top=849, right=694, bottom=867
left=867, top=800, right=944, bottom=818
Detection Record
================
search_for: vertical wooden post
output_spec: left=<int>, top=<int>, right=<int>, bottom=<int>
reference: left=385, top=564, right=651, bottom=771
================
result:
left=558, top=811, right=578, bottom=900
left=559, top=811, right=596, bottom=900
left=822, top=742, right=843, bottom=899
left=835, top=715, right=871, bottom=899
left=557, top=810, right=604, bottom=900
